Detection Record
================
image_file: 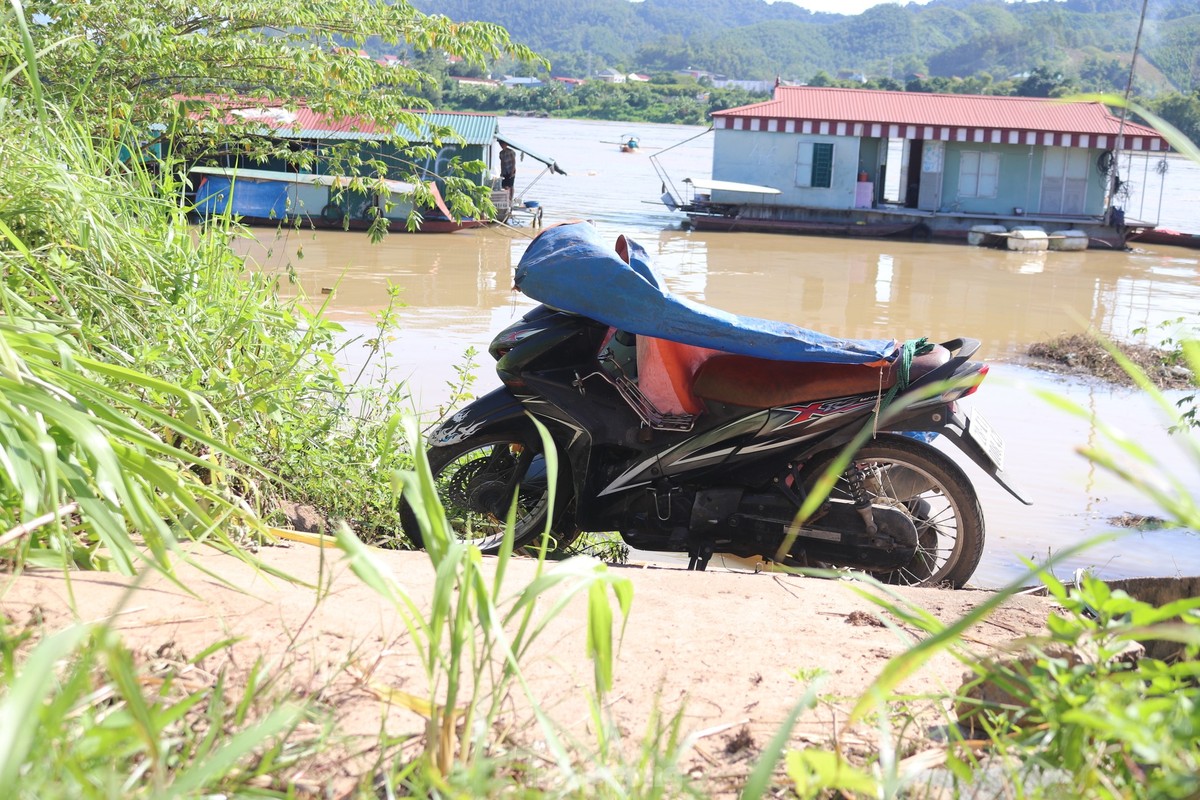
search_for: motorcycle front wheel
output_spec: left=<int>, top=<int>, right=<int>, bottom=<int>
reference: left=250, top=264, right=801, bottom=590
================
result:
left=400, top=431, right=560, bottom=553
left=799, top=436, right=984, bottom=588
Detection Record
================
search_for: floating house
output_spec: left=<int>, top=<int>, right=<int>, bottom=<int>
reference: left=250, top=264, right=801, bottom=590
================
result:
left=187, top=104, right=562, bottom=232
left=663, top=86, right=1169, bottom=249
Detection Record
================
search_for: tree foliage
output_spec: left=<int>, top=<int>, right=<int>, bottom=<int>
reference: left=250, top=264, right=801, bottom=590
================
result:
left=20, top=0, right=538, bottom=128
left=1146, top=90, right=1200, bottom=146
left=413, top=0, right=1200, bottom=149
left=8, top=0, right=541, bottom=224
left=0, top=0, right=535, bottom=566
left=413, top=0, right=1200, bottom=95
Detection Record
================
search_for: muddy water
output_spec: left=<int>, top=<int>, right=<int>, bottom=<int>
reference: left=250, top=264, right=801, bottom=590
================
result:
left=234, top=117, right=1200, bottom=588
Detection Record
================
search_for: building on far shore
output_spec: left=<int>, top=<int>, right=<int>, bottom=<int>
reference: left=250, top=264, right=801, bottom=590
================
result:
left=502, top=75, right=544, bottom=89
left=553, top=76, right=586, bottom=91
left=448, top=76, right=501, bottom=89
left=676, top=69, right=726, bottom=83
left=711, top=79, right=775, bottom=93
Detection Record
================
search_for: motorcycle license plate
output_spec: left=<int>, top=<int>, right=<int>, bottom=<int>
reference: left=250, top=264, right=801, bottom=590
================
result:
left=966, top=410, right=1005, bottom=471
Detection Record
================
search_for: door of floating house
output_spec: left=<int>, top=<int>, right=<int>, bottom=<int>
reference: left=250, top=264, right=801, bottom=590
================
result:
left=882, top=139, right=906, bottom=204
left=918, top=140, right=944, bottom=211
left=1040, top=147, right=1090, bottom=215
left=903, top=140, right=923, bottom=208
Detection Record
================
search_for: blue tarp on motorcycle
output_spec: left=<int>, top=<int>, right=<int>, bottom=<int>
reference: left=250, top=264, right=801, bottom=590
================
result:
left=514, top=221, right=897, bottom=364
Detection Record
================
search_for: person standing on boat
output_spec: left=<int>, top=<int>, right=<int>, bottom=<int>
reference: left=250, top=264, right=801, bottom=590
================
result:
left=500, top=141, right=517, bottom=202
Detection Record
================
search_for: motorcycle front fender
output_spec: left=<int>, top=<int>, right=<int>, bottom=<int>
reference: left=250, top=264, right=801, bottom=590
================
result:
left=892, top=406, right=1031, bottom=505
left=941, top=408, right=1031, bottom=505
left=427, top=387, right=530, bottom=447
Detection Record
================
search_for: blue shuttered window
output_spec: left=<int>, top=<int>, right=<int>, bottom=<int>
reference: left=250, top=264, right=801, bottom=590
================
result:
left=796, top=142, right=835, bottom=188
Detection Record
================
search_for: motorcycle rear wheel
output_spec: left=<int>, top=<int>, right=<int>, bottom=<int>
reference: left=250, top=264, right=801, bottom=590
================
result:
left=401, top=431, right=560, bottom=553
left=799, top=436, right=984, bottom=588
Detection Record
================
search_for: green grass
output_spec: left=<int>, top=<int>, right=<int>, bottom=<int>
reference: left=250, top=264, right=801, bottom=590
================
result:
left=0, top=614, right=313, bottom=799
left=0, top=66, right=430, bottom=576
left=342, top=414, right=639, bottom=786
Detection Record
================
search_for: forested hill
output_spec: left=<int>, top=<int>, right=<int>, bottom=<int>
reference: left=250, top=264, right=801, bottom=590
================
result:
left=411, top=0, right=1199, bottom=93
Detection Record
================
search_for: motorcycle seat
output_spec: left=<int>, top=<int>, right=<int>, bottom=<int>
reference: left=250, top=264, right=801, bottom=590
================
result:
left=636, top=336, right=721, bottom=415
left=690, top=345, right=951, bottom=409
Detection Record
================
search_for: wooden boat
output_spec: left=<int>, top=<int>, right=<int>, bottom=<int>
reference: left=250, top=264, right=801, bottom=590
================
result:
left=687, top=214, right=919, bottom=239
left=1126, top=227, right=1200, bottom=249
left=665, top=179, right=919, bottom=240
left=603, top=134, right=641, bottom=153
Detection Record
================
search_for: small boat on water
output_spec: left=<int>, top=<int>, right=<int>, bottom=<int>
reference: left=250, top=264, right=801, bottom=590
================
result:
left=603, top=134, right=641, bottom=153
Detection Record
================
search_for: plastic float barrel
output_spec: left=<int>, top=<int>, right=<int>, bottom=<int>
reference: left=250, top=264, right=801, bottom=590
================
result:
left=968, top=224, right=1007, bottom=247
left=1049, top=229, right=1088, bottom=251
left=1006, top=227, right=1049, bottom=252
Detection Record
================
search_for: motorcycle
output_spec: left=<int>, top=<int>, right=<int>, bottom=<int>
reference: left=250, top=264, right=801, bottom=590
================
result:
left=402, top=222, right=1028, bottom=587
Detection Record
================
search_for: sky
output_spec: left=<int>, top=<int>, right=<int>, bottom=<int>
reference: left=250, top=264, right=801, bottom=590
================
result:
left=772, top=0, right=937, bottom=16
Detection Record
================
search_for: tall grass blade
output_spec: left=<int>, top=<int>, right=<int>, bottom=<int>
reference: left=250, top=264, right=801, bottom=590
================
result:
left=1071, top=93, right=1200, bottom=164
left=0, top=625, right=90, bottom=787
left=7, top=1, right=44, bottom=126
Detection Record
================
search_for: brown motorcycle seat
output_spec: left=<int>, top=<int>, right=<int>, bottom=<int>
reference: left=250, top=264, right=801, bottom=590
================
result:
left=691, top=345, right=951, bottom=409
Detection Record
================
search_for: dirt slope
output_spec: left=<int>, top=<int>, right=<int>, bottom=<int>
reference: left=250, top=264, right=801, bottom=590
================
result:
left=1, top=542, right=1059, bottom=794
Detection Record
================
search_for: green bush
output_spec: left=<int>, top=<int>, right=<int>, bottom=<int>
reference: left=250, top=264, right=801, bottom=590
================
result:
left=0, top=90, right=424, bottom=571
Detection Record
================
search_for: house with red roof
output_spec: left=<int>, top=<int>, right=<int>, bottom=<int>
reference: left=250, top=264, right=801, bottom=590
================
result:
left=552, top=76, right=586, bottom=92
left=675, top=86, right=1168, bottom=248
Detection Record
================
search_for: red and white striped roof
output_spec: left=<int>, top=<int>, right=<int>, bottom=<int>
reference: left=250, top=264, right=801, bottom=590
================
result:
left=713, top=87, right=1168, bottom=152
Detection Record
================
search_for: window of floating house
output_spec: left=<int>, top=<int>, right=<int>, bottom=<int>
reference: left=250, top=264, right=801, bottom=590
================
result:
left=795, top=141, right=835, bottom=188
left=957, top=151, right=1000, bottom=199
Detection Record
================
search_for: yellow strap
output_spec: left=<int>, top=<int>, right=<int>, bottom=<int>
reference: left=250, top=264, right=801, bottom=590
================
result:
left=269, top=527, right=339, bottom=549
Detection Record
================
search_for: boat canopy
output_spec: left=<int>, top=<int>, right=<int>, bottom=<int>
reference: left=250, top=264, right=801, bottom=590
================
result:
left=684, top=177, right=780, bottom=195
left=514, top=221, right=895, bottom=364
left=497, top=135, right=567, bottom=175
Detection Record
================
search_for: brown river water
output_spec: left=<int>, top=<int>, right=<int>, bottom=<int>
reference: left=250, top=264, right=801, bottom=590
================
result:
left=234, top=117, right=1200, bottom=588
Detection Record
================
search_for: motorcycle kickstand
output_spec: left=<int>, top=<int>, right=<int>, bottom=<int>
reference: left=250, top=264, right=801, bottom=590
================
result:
left=687, top=540, right=714, bottom=572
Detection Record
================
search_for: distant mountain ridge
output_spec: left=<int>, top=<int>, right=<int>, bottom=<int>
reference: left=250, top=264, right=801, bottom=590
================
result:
left=412, top=0, right=1199, bottom=93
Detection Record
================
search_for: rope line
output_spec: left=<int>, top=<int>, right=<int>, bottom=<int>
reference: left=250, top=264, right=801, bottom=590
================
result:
left=869, top=337, right=933, bottom=437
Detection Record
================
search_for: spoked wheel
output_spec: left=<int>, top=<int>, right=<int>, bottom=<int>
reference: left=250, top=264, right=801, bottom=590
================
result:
left=400, top=431, right=559, bottom=553
left=800, top=436, right=984, bottom=588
